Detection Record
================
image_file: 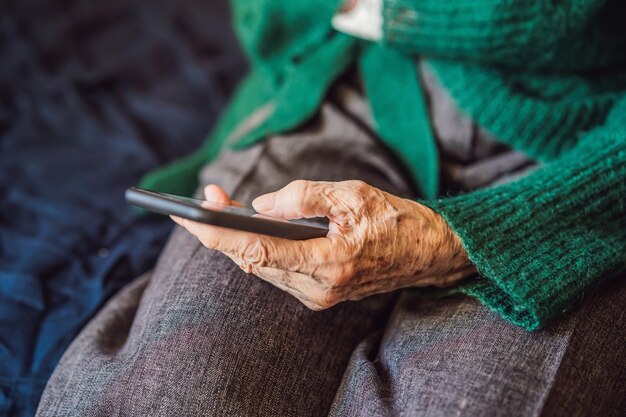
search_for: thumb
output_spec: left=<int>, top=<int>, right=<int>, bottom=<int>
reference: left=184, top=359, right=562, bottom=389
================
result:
left=252, top=180, right=335, bottom=220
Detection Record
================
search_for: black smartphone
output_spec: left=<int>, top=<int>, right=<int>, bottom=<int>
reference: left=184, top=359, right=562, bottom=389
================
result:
left=125, top=187, right=329, bottom=240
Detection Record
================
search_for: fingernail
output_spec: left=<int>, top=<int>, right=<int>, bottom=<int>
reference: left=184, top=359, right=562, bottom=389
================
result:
left=252, top=192, right=276, bottom=212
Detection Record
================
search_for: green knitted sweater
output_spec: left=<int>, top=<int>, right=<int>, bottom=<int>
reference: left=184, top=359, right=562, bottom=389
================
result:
left=141, top=0, right=626, bottom=330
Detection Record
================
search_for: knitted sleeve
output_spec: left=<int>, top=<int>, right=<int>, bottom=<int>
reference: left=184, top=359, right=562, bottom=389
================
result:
left=423, top=97, right=626, bottom=331
left=381, top=0, right=623, bottom=70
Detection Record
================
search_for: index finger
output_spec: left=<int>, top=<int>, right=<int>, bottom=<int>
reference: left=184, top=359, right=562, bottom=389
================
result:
left=172, top=216, right=337, bottom=275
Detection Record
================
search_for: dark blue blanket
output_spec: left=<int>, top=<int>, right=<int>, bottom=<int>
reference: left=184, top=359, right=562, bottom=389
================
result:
left=0, top=1, right=245, bottom=415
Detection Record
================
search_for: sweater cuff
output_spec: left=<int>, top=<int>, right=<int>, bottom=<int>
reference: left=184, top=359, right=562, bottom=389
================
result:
left=424, top=189, right=575, bottom=330
left=421, top=125, right=626, bottom=330
left=423, top=192, right=552, bottom=331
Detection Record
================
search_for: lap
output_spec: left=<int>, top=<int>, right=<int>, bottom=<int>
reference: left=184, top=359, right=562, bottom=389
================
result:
left=330, top=277, right=626, bottom=417
left=45, top=228, right=396, bottom=416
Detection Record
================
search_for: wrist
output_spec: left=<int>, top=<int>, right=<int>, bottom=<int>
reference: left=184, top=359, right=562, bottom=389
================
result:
left=408, top=199, right=475, bottom=274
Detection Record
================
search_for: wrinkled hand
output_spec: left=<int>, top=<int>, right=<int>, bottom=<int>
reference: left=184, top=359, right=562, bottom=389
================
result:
left=173, top=181, right=475, bottom=310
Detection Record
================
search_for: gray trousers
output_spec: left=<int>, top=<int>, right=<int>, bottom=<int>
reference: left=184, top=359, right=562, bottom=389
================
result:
left=36, top=83, right=626, bottom=417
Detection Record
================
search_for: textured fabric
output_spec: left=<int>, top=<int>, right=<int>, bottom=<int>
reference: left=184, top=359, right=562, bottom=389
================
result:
left=426, top=60, right=626, bottom=163
left=0, top=0, right=245, bottom=416
left=424, top=96, right=626, bottom=330
left=382, top=0, right=626, bottom=70
left=539, top=275, right=626, bottom=417
left=36, top=80, right=626, bottom=417
left=328, top=276, right=626, bottom=417
left=419, top=63, right=535, bottom=193
left=358, top=44, right=439, bottom=198
left=139, top=0, right=360, bottom=197
left=139, top=0, right=626, bottom=330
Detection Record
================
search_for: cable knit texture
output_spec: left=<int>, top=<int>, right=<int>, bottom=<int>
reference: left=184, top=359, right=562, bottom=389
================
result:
left=427, top=61, right=626, bottom=162
left=141, top=0, right=626, bottom=330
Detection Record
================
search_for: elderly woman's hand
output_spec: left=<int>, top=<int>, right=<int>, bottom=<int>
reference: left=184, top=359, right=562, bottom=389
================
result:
left=173, top=180, right=475, bottom=310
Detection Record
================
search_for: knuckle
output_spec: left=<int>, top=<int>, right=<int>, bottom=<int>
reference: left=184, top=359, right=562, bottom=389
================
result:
left=283, top=180, right=313, bottom=211
left=288, top=179, right=311, bottom=196
left=237, top=239, right=271, bottom=267
left=238, top=261, right=254, bottom=274
left=341, top=181, right=370, bottom=210
left=346, top=180, right=369, bottom=194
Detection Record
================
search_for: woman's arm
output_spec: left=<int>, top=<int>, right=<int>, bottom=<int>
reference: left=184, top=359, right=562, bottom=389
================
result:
left=422, top=96, right=626, bottom=330
left=174, top=98, right=626, bottom=330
